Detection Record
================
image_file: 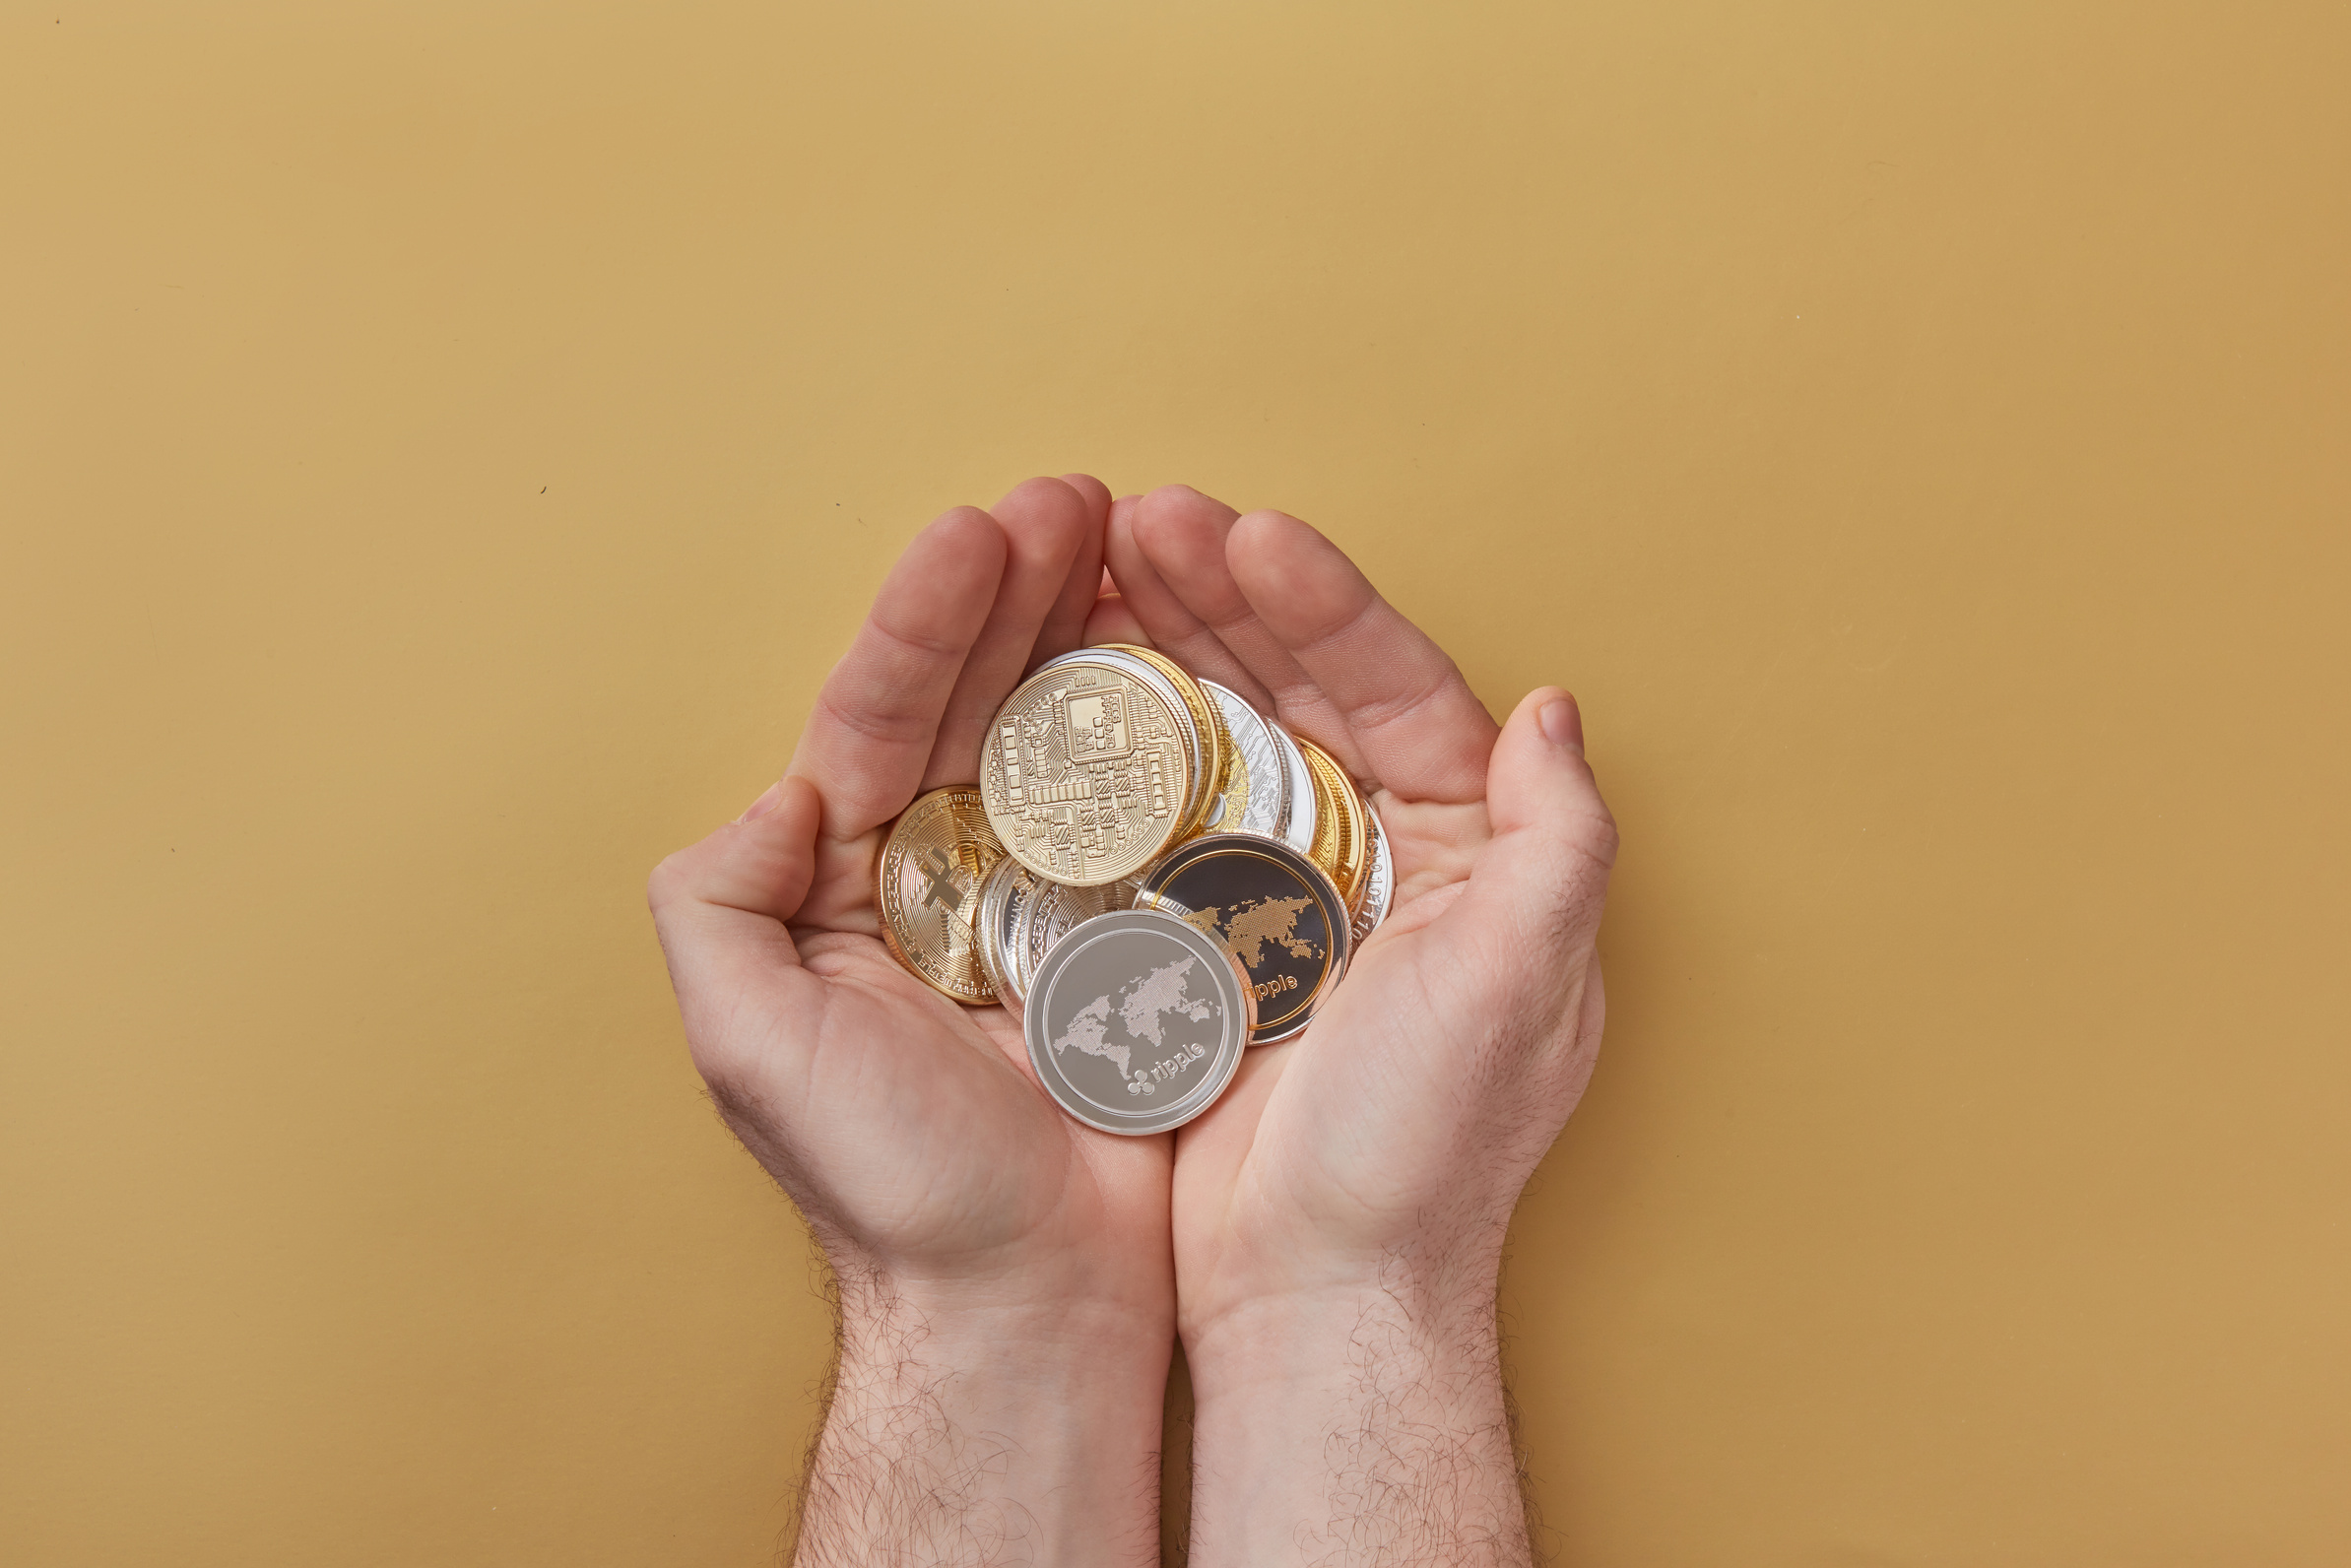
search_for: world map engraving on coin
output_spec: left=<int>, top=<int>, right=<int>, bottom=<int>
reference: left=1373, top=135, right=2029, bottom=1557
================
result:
left=1175, top=895, right=1320, bottom=970
left=1048, top=955, right=1220, bottom=1097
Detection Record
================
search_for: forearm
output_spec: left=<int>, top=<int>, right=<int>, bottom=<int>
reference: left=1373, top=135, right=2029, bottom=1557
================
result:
left=795, top=1265, right=1171, bottom=1568
left=1183, top=1274, right=1533, bottom=1568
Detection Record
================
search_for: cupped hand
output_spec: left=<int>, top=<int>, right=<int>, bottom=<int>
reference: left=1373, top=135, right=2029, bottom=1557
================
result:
left=648, top=476, right=1174, bottom=1322
left=1099, top=485, right=1618, bottom=1341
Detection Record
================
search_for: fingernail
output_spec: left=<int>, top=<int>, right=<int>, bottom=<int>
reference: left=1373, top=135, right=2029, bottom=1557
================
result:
left=1539, top=697, right=1584, bottom=750
left=740, top=779, right=789, bottom=822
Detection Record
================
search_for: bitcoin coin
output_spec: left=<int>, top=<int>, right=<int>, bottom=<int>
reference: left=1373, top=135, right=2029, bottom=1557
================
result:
left=1023, top=908, right=1255, bottom=1135
left=1200, top=680, right=1281, bottom=838
left=1016, top=876, right=1141, bottom=1000
left=1295, top=736, right=1367, bottom=906
left=981, top=657, right=1196, bottom=885
left=1349, top=801, right=1394, bottom=945
left=1266, top=720, right=1319, bottom=857
left=1136, top=834, right=1349, bottom=1046
left=876, top=786, right=1006, bottom=1004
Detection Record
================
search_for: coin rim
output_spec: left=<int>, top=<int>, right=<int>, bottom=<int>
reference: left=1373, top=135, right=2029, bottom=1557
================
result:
left=1265, top=720, right=1319, bottom=856
left=876, top=785, right=1005, bottom=1005
left=1135, top=831, right=1352, bottom=1046
left=1347, top=801, right=1394, bottom=946
left=995, top=863, right=1042, bottom=1007
left=1295, top=736, right=1369, bottom=908
left=1022, top=907, right=1257, bottom=1135
left=973, top=856, right=1028, bottom=1004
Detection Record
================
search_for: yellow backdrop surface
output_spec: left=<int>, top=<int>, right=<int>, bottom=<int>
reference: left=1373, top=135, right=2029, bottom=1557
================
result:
left=4, top=2, right=2347, bottom=1563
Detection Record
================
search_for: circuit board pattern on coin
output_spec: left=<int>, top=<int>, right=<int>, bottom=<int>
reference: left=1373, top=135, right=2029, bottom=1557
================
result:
left=982, top=660, right=1194, bottom=886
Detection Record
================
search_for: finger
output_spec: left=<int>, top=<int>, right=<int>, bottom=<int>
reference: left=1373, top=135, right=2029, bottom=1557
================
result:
left=788, top=507, right=1006, bottom=838
left=1027, top=473, right=1113, bottom=668
left=922, top=478, right=1091, bottom=790
left=1102, top=489, right=1269, bottom=695
left=647, top=775, right=828, bottom=1083
left=1082, top=592, right=1150, bottom=648
left=649, top=773, right=824, bottom=926
left=1227, top=509, right=1498, bottom=802
left=1058, top=471, right=1112, bottom=515
left=1125, top=485, right=1285, bottom=713
left=1439, top=688, right=1616, bottom=985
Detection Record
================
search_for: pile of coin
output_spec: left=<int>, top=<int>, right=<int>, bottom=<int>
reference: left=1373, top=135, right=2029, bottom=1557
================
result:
left=876, top=644, right=1392, bottom=1134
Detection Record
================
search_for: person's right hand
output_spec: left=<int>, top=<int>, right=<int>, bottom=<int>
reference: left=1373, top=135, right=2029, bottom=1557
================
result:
left=647, top=477, right=1173, bottom=1566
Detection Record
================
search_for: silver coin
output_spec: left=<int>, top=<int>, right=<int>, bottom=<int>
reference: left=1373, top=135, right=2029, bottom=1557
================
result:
left=1017, top=876, right=1140, bottom=998
left=974, top=857, right=1037, bottom=1007
left=973, top=858, right=1014, bottom=999
left=995, top=866, right=1042, bottom=1007
left=1023, top=908, right=1255, bottom=1134
left=1136, top=833, right=1349, bottom=1046
left=1265, top=721, right=1319, bottom=856
left=1348, top=800, right=1394, bottom=947
left=1200, top=680, right=1286, bottom=838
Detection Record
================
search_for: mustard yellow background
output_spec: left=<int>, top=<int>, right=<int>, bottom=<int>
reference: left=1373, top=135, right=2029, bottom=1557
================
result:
left=6, top=2, right=2348, bottom=1562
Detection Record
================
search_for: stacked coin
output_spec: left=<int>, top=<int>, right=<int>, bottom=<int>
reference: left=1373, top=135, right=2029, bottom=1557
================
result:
left=876, top=647, right=1393, bottom=1132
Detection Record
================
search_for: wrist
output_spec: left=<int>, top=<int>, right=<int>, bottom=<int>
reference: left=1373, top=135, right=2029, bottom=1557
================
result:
left=833, top=1239, right=1174, bottom=1339
left=835, top=1261, right=1175, bottom=1406
left=800, top=1259, right=1171, bottom=1568
left=1178, top=1223, right=1507, bottom=1372
left=1180, top=1273, right=1529, bottom=1568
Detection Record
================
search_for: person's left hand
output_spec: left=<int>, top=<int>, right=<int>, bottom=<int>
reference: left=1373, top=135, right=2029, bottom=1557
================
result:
left=1098, top=484, right=1616, bottom=1561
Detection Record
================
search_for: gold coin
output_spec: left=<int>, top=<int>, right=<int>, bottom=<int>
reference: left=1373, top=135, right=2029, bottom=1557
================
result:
left=877, top=786, right=1006, bottom=1005
left=1295, top=737, right=1369, bottom=909
left=1032, top=645, right=1208, bottom=827
left=1100, top=643, right=1229, bottom=840
left=980, top=658, right=1194, bottom=885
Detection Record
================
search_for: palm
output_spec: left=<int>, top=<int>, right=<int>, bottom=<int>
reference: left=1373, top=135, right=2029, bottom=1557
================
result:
left=761, top=922, right=1171, bottom=1268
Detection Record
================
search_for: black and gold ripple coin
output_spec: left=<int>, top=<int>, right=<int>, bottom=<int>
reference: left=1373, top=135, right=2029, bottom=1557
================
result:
left=1133, top=834, right=1351, bottom=1045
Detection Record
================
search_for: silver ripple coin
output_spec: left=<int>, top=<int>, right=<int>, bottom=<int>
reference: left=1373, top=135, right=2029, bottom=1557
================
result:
left=1266, top=720, right=1319, bottom=857
left=1023, top=908, right=1255, bottom=1135
left=1200, top=680, right=1287, bottom=838
left=1349, top=800, right=1394, bottom=947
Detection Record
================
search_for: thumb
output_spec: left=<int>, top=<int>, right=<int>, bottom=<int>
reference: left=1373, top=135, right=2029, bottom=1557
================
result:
left=1443, top=687, right=1617, bottom=969
left=647, top=774, right=826, bottom=1078
left=648, top=773, right=823, bottom=926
